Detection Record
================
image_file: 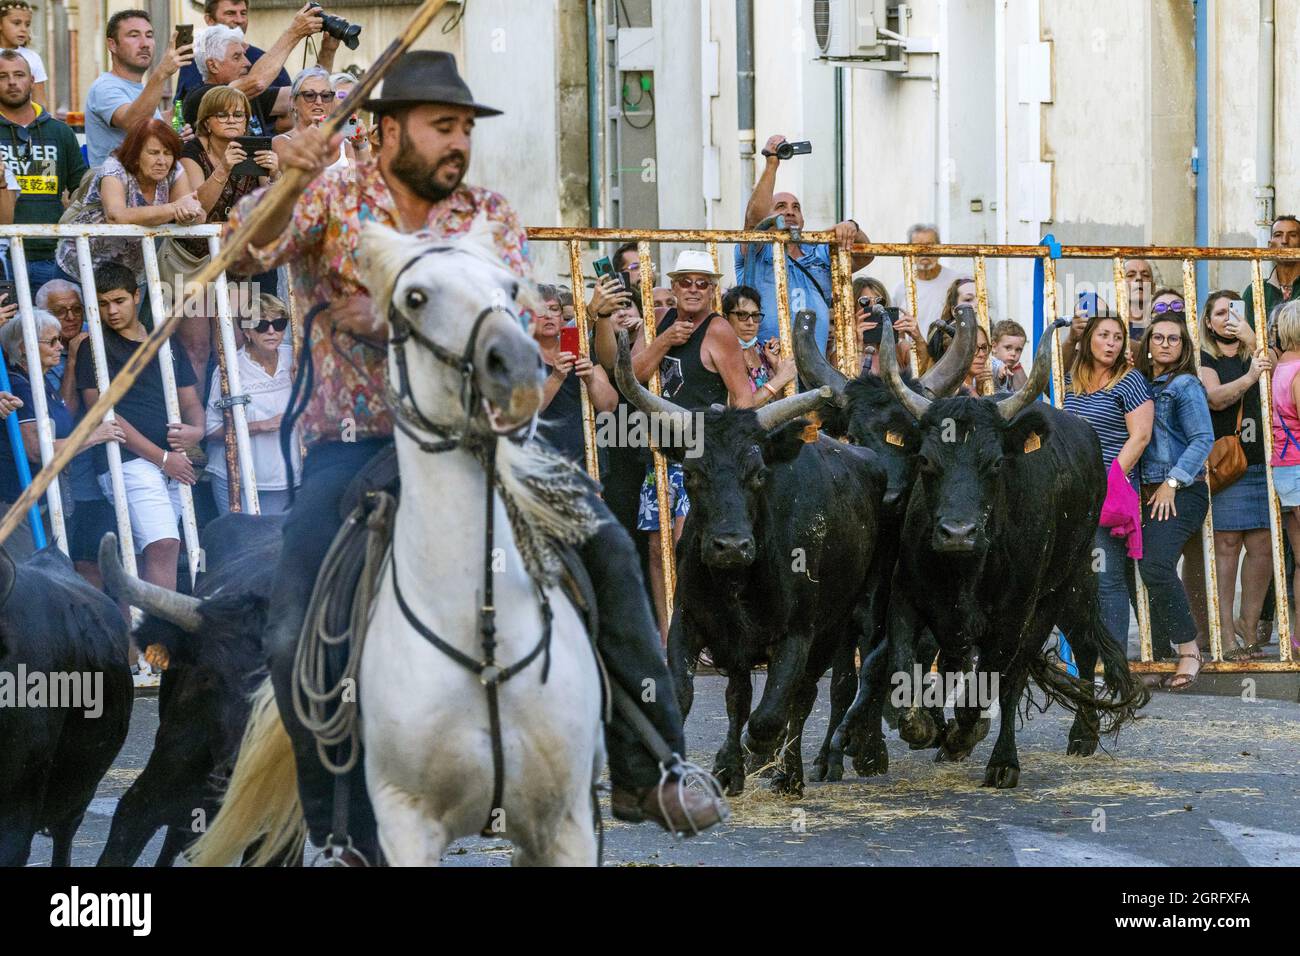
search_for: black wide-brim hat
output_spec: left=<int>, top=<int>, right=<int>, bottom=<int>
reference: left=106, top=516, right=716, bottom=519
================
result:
left=362, top=50, right=503, bottom=116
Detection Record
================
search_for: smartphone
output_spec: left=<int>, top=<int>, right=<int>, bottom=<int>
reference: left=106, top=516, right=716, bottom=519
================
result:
left=559, top=327, right=581, bottom=356
left=176, top=24, right=193, bottom=48
left=1228, top=299, right=1246, bottom=324
left=593, top=256, right=615, bottom=281
left=233, top=136, right=273, bottom=177
left=863, top=306, right=898, bottom=348
left=0, top=280, right=15, bottom=305
left=617, top=269, right=634, bottom=293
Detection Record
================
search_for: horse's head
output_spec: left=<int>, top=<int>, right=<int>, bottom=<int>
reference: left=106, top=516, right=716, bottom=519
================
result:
left=360, top=219, right=543, bottom=435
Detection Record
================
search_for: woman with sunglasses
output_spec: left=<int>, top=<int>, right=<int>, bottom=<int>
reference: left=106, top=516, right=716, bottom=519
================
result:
left=329, top=72, right=372, bottom=166
left=175, top=85, right=280, bottom=385
left=274, top=67, right=354, bottom=170
left=0, top=310, right=124, bottom=560
left=1135, top=312, right=1214, bottom=689
left=203, top=294, right=300, bottom=515
left=722, top=284, right=794, bottom=403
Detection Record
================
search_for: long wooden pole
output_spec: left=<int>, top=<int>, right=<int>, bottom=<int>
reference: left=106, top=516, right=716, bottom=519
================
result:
left=0, top=0, right=452, bottom=549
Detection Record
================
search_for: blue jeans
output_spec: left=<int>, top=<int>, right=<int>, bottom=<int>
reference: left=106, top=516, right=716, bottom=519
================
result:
left=1138, top=481, right=1210, bottom=656
left=1093, top=525, right=1135, bottom=653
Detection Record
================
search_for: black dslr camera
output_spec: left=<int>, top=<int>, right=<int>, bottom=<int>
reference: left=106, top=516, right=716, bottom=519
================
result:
left=307, top=3, right=362, bottom=50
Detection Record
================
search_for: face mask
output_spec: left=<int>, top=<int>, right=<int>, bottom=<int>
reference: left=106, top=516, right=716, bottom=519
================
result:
left=1210, top=329, right=1238, bottom=345
left=737, top=335, right=759, bottom=350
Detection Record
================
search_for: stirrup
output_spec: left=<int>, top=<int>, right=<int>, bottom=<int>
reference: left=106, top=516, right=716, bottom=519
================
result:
left=657, top=754, right=732, bottom=838
left=311, top=835, right=371, bottom=868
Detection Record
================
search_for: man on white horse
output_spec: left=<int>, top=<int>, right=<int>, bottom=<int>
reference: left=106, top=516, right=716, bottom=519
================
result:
left=223, top=51, right=727, bottom=863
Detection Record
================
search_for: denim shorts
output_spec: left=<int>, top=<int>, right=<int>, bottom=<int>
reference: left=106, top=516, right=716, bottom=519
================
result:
left=1272, top=463, right=1300, bottom=509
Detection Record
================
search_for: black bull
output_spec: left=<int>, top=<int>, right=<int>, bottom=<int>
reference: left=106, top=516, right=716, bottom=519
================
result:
left=95, top=514, right=284, bottom=867
left=615, top=334, right=888, bottom=796
left=0, top=547, right=131, bottom=866
left=833, top=319, right=1148, bottom=788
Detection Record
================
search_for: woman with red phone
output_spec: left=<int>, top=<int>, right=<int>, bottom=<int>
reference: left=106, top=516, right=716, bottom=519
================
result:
left=533, top=284, right=618, bottom=465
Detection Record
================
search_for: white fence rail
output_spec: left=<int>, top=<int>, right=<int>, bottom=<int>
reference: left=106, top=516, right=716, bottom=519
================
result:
left=0, top=224, right=264, bottom=584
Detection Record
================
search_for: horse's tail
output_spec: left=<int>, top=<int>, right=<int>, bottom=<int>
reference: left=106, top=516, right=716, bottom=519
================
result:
left=188, top=677, right=305, bottom=867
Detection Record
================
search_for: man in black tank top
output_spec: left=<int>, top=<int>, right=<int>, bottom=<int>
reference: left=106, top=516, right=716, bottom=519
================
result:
left=628, top=250, right=763, bottom=643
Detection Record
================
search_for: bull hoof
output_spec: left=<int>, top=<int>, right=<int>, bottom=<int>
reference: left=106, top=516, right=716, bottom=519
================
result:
left=898, top=707, right=938, bottom=749
left=1066, top=736, right=1099, bottom=758
left=810, top=755, right=828, bottom=782
left=712, top=762, right=745, bottom=796
left=769, top=771, right=804, bottom=798
left=852, top=737, right=888, bottom=777
left=745, top=748, right=777, bottom=776
left=981, top=764, right=1020, bottom=789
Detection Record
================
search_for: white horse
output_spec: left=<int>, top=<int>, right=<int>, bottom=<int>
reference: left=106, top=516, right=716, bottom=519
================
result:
left=357, top=223, right=603, bottom=866
left=192, top=222, right=604, bottom=867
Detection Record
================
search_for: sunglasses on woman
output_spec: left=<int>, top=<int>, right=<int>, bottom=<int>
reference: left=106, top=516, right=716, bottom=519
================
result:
left=1152, top=300, right=1184, bottom=314
left=296, top=91, right=331, bottom=103
left=244, top=317, right=289, bottom=333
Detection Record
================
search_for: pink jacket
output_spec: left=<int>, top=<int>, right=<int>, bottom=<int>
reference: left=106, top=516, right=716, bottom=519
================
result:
left=1099, top=459, right=1143, bottom=559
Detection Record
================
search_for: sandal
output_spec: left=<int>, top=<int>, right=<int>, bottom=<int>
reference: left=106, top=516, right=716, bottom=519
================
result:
left=1164, top=647, right=1203, bottom=692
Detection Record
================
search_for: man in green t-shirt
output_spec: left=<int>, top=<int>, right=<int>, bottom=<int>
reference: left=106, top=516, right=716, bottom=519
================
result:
left=1243, top=214, right=1300, bottom=333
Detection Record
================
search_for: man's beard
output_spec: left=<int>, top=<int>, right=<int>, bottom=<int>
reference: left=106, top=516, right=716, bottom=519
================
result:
left=0, top=91, right=30, bottom=110
left=389, top=124, right=466, bottom=203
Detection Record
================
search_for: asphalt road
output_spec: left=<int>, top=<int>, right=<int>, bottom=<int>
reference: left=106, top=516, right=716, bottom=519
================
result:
left=25, top=675, right=1300, bottom=867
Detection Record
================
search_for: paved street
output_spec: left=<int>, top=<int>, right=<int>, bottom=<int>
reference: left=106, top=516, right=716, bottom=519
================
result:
left=26, top=675, right=1300, bottom=867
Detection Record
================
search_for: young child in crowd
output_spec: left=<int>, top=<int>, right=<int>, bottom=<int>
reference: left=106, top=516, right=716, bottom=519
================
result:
left=0, top=1, right=45, bottom=109
left=991, top=319, right=1029, bottom=390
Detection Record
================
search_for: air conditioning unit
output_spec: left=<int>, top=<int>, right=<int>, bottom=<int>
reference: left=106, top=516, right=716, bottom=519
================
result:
left=811, top=0, right=892, bottom=60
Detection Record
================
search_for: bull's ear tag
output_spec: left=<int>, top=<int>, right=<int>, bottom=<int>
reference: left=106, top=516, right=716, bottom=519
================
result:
left=801, top=412, right=821, bottom=443
left=885, top=430, right=905, bottom=448
left=1023, top=431, right=1042, bottom=454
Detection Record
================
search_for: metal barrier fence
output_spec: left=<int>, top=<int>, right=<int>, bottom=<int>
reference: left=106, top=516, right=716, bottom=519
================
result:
left=529, top=227, right=1300, bottom=674
left=0, top=224, right=263, bottom=587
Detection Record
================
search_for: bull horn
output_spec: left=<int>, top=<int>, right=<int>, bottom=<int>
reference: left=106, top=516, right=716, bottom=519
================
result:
left=99, top=532, right=202, bottom=632
left=756, top=385, right=833, bottom=431
left=996, top=318, right=1067, bottom=420
left=919, top=304, right=977, bottom=398
left=880, top=316, right=932, bottom=421
left=792, top=309, right=848, bottom=405
left=613, top=330, right=692, bottom=424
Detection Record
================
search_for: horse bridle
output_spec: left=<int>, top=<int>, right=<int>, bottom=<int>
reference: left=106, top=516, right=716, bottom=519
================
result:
left=382, top=248, right=554, bottom=840
left=385, top=247, right=524, bottom=453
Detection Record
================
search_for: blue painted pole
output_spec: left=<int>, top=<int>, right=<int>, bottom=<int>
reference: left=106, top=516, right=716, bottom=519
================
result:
left=0, top=360, right=47, bottom=550
left=1194, top=0, right=1210, bottom=306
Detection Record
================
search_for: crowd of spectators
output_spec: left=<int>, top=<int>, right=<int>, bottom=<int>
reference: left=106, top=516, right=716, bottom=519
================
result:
left=0, top=10, right=1296, bottom=692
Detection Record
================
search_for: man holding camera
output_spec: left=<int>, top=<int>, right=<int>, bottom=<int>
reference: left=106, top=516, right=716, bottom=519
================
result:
left=224, top=50, right=726, bottom=863
left=182, top=6, right=332, bottom=136
left=175, top=0, right=294, bottom=105
left=737, top=133, right=873, bottom=355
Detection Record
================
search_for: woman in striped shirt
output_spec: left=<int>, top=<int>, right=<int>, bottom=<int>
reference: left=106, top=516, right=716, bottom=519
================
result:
left=1062, top=314, right=1155, bottom=653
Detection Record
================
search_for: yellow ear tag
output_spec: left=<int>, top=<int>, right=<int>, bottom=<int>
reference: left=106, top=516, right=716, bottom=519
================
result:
left=801, top=411, right=822, bottom=443
left=144, top=644, right=170, bottom=671
left=1023, top=431, right=1042, bottom=454
left=885, top=430, right=905, bottom=448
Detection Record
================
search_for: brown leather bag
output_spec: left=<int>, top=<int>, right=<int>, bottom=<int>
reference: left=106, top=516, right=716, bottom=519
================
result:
left=1207, top=399, right=1248, bottom=493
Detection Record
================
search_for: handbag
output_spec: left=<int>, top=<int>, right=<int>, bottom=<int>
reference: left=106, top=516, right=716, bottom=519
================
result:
left=1206, top=399, right=1247, bottom=493
left=155, top=234, right=211, bottom=297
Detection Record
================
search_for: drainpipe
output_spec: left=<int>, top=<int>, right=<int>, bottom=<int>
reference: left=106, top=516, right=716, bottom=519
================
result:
left=52, top=1, right=71, bottom=116
left=1255, top=0, right=1275, bottom=247
left=834, top=65, right=844, bottom=222
left=736, top=0, right=755, bottom=208
left=1193, top=0, right=1209, bottom=300
left=587, top=0, right=601, bottom=226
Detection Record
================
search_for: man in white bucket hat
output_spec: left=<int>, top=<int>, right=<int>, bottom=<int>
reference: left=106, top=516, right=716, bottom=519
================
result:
left=629, top=249, right=759, bottom=643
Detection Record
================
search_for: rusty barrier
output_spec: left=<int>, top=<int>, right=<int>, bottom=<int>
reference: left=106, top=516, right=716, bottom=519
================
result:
left=529, top=227, right=1300, bottom=674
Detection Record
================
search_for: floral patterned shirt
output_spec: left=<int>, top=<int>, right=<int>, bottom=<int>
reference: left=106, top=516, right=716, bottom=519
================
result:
left=224, top=157, right=531, bottom=449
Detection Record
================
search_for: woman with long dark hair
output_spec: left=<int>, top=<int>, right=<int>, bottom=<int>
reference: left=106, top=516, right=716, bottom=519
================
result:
left=1134, top=311, right=1214, bottom=689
